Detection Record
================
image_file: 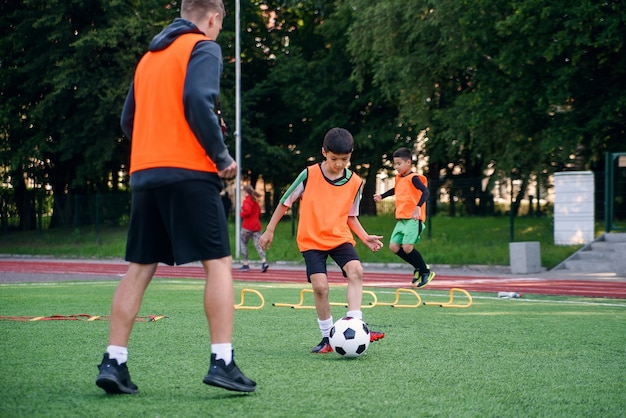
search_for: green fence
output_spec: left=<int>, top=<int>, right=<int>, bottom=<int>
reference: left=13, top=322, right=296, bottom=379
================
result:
left=605, top=152, right=626, bottom=232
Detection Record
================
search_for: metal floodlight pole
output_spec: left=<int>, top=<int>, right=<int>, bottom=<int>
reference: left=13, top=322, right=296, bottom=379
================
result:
left=234, top=0, right=242, bottom=258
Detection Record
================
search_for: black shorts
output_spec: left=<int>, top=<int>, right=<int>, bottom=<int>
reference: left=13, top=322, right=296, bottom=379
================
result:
left=301, top=243, right=360, bottom=282
left=125, top=178, right=230, bottom=265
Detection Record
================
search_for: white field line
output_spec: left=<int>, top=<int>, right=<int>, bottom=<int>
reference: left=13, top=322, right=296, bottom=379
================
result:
left=3, top=280, right=626, bottom=308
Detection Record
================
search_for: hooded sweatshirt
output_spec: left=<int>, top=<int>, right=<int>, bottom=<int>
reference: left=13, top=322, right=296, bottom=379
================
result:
left=121, top=18, right=233, bottom=191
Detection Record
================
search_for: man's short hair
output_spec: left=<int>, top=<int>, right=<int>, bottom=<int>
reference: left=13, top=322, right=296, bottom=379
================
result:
left=181, top=0, right=225, bottom=21
left=323, top=128, right=354, bottom=155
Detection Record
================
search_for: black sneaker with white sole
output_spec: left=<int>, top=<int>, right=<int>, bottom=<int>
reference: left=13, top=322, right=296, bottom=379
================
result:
left=203, top=353, right=256, bottom=393
left=96, top=353, right=138, bottom=394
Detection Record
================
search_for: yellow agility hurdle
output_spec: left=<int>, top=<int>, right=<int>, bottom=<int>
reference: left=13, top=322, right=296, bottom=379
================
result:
left=273, top=289, right=377, bottom=309
left=361, top=290, right=378, bottom=309
left=234, top=288, right=265, bottom=310
left=273, top=288, right=315, bottom=309
left=374, top=288, right=422, bottom=308
left=423, top=288, right=472, bottom=308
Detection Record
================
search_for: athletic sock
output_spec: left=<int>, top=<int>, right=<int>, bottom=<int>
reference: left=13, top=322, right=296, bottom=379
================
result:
left=212, top=343, right=233, bottom=365
left=346, top=310, right=363, bottom=320
left=395, top=248, right=414, bottom=265
left=406, top=249, right=428, bottom=272
left=318, top=317, right=334, bottom=338
left=106, top=345, right=128, bottom=364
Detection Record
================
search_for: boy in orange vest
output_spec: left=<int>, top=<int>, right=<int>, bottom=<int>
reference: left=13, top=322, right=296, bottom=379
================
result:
left=373, top=147, right=435, bottom=288
left=260, top=128, right=385, bottom=354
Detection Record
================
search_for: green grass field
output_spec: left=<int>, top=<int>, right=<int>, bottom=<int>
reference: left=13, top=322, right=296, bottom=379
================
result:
left=1, top=279, right=625, bottom=417
left=0, top=215, right=590, bottom=269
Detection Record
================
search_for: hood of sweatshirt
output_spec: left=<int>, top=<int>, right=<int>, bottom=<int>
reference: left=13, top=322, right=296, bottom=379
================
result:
left=148, top=18, right=205, bottom=52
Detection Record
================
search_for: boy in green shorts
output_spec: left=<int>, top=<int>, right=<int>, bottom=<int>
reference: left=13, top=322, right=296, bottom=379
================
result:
left=373, top=147, right=435, bottom=287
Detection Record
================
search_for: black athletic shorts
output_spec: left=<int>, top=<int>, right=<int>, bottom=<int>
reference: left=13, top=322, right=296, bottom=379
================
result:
left=125, top=178, right=230, bottom=265
left=301, top=242, right=360, bottom=282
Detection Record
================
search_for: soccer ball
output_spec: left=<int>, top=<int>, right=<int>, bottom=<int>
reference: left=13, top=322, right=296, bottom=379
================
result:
left=329, top=317, right=370, bottom=358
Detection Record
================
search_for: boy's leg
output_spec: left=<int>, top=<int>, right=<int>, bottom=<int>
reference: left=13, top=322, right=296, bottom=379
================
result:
left=342, top=260, right=364, bottom=311
left=310, top=273, right=331, bottom=321
left=395, top=246, right=415, bottom=264
left=310, top=273, right=334, bottom=353
left=391, top=222, right=422, bottom=269
left=336, top=251, right=384, bottom=343
left=401, top=244, right=428, bottom=272
left=304, top=250, right=345, bottom=353
left=396, top=220, right=433, bottom=285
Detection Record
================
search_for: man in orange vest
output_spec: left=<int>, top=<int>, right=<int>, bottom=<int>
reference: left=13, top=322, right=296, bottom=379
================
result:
left=96, top=0, right=255, bottom=394
left=260, top=128, right=385, bottom=354
left=374, top=147, right=435, bottom=288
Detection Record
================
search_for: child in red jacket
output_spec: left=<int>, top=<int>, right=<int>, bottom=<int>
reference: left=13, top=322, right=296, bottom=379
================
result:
left=239, top=185, right=268, bottom=272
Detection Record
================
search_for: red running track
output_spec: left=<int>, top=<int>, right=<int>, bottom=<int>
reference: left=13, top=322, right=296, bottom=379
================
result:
left=1, top=259, right=625, bottom=299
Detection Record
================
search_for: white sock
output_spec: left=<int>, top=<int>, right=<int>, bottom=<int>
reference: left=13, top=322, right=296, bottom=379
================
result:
left=106, top=345, right=128, bottom=364
left=212, top=343, right=233, bottom=365
left=346, top=310, right=363, bottom=320
left=318, top=316, right=334, bottom=338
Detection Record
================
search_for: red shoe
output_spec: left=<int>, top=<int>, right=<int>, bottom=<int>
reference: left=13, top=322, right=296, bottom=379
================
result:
left=311, top=337, right=333, bottom=353
left=369, top=330, right=385, bottom=342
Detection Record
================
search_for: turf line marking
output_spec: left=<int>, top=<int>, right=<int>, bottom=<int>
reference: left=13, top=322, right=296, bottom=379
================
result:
left=3, top=281, right=625, bottom=308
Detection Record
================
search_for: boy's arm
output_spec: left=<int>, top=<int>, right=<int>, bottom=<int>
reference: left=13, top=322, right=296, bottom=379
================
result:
left=411, top=177, right=430, bottom=220
left=260, top=168, right=307, bottom=250
left=373, top=188, right=395, bottom=203
left=412, top=177, right=430, bottom=205
left=347, top=216, right=384, bottom=252
left=259, top=204, right=289, bottom=250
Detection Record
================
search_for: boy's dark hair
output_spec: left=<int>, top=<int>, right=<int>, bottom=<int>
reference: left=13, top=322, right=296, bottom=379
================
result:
left=323, top=128, right=354, bottom=154
left=392, top=147, right=413, bottom=161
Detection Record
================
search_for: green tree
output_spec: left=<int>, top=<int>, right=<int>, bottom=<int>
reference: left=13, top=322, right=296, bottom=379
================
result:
left=1, top=0, right=176, bottom=228
left=347, top=0, right=626, bottom=214
left=241, top=1, right=413, bottom=215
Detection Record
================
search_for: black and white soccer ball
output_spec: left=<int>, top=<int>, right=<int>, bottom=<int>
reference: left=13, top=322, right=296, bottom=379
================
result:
left=329, top=317, right=370, bottom=358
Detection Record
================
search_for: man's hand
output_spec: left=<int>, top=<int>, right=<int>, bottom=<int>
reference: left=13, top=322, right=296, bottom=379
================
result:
left=218, top=161, right=237, bottom=179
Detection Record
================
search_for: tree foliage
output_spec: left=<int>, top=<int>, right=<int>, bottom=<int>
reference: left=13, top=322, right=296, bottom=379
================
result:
left=2, top=0, right=625, bottom=228
left=347, top=0, right=626, bottom=213
left=1, top=0, right=176, bottom=228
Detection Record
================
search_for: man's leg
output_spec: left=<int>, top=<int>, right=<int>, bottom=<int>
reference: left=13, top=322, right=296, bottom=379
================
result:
left=108, top=262, right=157, bottom=346
left=97, top=262, right=157, bottom=394
left=201, top=256, right=256, bottom=392
left=202, top=257, right=234, bottom=344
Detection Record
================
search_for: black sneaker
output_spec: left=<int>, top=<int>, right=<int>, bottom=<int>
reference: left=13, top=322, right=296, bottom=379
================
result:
left=261, top=262, right=269, bottom=273
left=311, top=337, right=333, bottom=353
left=238, top=265, right=250, bottom=271
left=411, top=269, right=421, bottom=285
left=96, top=353, right=138, bottom=394
left=203, top=353, right=256, bottom=392
left=417, top=271, right=436, bottom=288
